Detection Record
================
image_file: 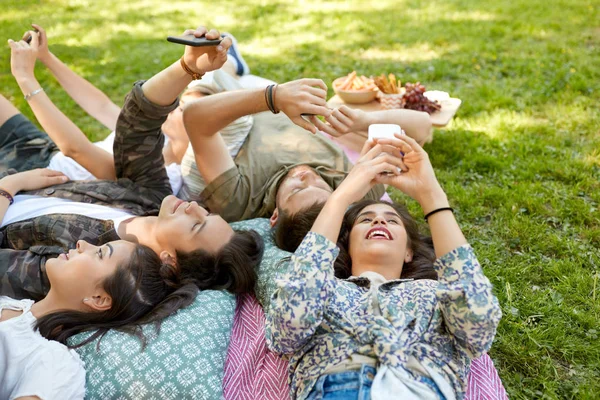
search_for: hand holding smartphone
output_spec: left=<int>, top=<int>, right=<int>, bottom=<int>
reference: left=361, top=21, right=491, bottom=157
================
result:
left=167, top=34, right=222, bottom=47
left=368, top=124, right=404, bottom=175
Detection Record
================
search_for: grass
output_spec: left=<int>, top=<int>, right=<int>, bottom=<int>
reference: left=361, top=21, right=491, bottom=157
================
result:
left=1, top=0, right=599, bottom=398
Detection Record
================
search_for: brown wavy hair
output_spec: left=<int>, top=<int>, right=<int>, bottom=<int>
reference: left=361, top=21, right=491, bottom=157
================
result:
left=334, top=199, right=437, bottom=281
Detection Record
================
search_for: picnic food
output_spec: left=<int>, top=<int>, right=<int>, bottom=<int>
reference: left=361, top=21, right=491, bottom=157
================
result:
left=334, top=71, right=377, bottom=92
left=403, top=82, right=442, bottom=114
left=374, top=73, right=402, bottom=95
left=374, top=73, right=442, bottom=114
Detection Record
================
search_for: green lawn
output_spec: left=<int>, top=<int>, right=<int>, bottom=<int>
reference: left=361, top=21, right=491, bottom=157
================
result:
left=1, top=0, right=599, bottom=398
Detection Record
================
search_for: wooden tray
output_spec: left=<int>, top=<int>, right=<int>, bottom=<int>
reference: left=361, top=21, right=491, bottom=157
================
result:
left=327, top=95, right=462, bottom=128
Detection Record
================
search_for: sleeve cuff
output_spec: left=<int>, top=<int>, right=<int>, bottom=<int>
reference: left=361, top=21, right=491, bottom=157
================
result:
left=130, top=80, right=180, bottom=117
left=200, top=166, right=240, bottom=202
left=433, top=244, right=480, bottom=281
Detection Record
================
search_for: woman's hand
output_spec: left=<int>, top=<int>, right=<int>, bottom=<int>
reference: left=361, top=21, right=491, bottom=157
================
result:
left=374, top=134, right=448, bottom=212
left=31, top=24, right=51, bottom=63
left=8, top=30, right=39, bottom=81
left=332, top=144, right=404, bottom=206
left=0, top=169, right=69, bottom=196
left=276, top=79, right=331, bottom=133
left=182, top=26, right=231, bottom=76
left=309, top=105, right=368, bottom=137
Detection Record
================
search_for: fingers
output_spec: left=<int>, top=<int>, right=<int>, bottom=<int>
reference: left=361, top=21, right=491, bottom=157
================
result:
left=324, top=113, right=348, bottom=134
left=310, top=116, right=338, bottom=136
left=374, top=137, right=413, bottom=155
left=394, top=132, right=425, bottom=154
left=28, top=30, right=39, bottom=48
left=42, top=168, right=67, bottom=177
left=31, top=23, right=45, bottom=36
left=299, top=78, right=327, bottom=91
left=182, top=29, right=196, bottom=36
left=304, top=104, right=331, bottom=117
left=305, top=85, right=327, bottom=98
left=7, top=39, right=17, bottom=49
left=218, top=36, right=232, bottom=52
left=192, top=26, right=208, bottom=37
left=330, top=108, right=353, bottom=126
left=359, top=139, right=377, bottom=158
left=359, top=143, right=387, bottom=161
left=205, top=28, right=220, bottom=40
left=291, top=115, right=317, bottom=134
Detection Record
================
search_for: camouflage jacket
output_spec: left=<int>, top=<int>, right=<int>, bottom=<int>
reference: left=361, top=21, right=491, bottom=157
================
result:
left=0, top=80, right=177, bottom=300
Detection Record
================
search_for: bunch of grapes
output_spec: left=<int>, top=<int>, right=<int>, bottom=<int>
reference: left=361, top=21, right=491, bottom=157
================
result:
left=402, top=82, right=442, bottom=114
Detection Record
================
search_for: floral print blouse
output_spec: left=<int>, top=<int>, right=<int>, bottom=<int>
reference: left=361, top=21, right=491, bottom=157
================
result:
left=265, top=232, right=502, bottom=400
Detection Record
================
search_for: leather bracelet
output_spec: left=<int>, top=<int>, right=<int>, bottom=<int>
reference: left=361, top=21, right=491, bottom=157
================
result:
left=0, top=188, right=14, bottom=205
left=180, top=56, right=204, bottom=81
left=266, top=84, right=275, bottom=113
left=24, top=87, right=44, bottom=101
left=271, top=84, right=280, bottom=114
left=424, top=207, right=453, bottom=221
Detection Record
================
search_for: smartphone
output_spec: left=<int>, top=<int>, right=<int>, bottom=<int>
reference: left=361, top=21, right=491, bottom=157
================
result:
left=167, top=35, right=222, bottom=47
left=368, top=124, right=404, bottom=175
left=368, top=124, right=402, bottom=141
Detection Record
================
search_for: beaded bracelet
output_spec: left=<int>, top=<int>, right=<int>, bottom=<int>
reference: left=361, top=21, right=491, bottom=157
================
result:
left=0, top=188, right=14, bottom=205
left=424, top=207, right=453, bottom=221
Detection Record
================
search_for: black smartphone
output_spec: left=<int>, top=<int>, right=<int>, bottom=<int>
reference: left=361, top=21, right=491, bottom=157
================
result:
left=167, top=35, right=222, bottom=47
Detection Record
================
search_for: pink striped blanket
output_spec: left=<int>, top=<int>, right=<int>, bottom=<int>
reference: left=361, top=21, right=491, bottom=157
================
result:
left=224, top=294, right=507, bottom=400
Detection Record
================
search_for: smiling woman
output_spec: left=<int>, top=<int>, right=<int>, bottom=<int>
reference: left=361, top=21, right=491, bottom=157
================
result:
left=0, top=238, right=198, bottom=399
left=265, top=134, right=502, bottom=399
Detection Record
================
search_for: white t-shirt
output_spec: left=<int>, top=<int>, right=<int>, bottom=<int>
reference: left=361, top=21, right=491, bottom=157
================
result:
left=47, top=131, right=183, bottom=194
left=0, top=296, right=86, bottom=400
left=1, top=195, right=134, bottom=230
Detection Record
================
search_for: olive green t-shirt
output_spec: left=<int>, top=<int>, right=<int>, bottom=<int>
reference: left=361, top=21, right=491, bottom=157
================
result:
left=200, top=111, right=385, bottom=222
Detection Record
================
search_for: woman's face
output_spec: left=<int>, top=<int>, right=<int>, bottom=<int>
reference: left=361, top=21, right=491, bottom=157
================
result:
left=45, top=240, right=135, bottom=310
left=348, top=204, right=411, bottom=278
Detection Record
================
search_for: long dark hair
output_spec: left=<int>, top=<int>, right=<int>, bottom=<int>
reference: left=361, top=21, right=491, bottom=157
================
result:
left=334, top=199, right=437, bottom=281
left=36, top=244, right=198, bottom=349
left=176, top=230, right=264, bottom=294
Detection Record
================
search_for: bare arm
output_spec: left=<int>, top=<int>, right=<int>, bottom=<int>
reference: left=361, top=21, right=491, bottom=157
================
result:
left=9, top=33, right=116, bottom=180
left=311, top=105, right=433, bottom=145
left=183, top=78, right=331, bottom=185
left=183, top=88, right=267, bottom=183
left=34, top=24, right=120, bottom=131
left=375, top=134, right=467, bottom=257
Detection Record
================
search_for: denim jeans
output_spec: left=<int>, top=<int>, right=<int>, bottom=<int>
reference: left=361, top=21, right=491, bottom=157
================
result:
left=306, top=365, right=376, bottom=400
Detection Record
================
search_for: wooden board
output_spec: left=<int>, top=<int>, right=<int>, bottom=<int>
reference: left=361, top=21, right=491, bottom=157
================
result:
left=327, top=95, right=462, bottom=128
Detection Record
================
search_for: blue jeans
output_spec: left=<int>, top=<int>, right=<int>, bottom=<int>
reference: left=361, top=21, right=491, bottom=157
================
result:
left=306, top=365, right=376, bottom=400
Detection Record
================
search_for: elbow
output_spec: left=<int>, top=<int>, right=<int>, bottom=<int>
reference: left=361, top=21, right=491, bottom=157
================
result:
left=464, top=301, right=503, bottom=358
left=265, top=317, right=312, bottom=355
left=414, top=112, right=433, bottom=145
left=60, top=145, right=79, bottom=159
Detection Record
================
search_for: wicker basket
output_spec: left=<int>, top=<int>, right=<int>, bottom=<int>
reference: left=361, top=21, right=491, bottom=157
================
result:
left=378, top=92, right=405, bottom=110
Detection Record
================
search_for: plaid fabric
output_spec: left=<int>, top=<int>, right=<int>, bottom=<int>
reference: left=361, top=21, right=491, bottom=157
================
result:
left=0, top=80, right=176, bottom=300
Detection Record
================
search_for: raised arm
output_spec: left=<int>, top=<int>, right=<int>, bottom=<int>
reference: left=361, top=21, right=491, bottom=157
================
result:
left=183, top=79, right=331, bottom=185
left=34, top=24, right=120, bottom=131
left=266, top=144, right=402, bottom=353
left=112, top=25, right=231, bottom=196
left=8, top=31, right=116, bottom=180
left=374, top=134, right=501, bottom=356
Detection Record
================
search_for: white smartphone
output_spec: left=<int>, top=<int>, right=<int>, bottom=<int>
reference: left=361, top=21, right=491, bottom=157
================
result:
left=368, top=124, right=403, bottom=141
left=368, top=124, right=404, bottom=175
